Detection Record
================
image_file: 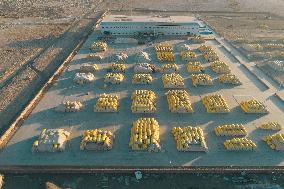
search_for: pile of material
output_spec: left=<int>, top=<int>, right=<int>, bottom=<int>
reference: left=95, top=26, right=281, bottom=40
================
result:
left=211, top=61, right=231, bottom=74
left=223, top=138, right=257, bottom=151
left=218, top=74, right=241, bottom=85
left=191, top=36, right=205, bottom=43
left=166, top=90, right=194, bottom=113
left=131, top=90, right=156, bottom=113
left=155, top=43, right=173, bottom=51
left=176, top=44, right=191, bottom=51
left=215, top=124, right=247, bottom=136
left=56, top=101, right=83, bottom=112
left=113, top=52, right=128, bottom=62
left=263, top=134, right=284, bottom=151
left=191, top=74, right=213, bottom=87
left=94, top=94, right=119, bottom=112
left=109, top=63, right=126, bottom=73
left=156, top=51, right=175, bottom=62
left=132, top=74, right=153, bottom=84
left=240, top=100, right=268, bottom=113
left=260, top=122, right=282, bottom=131
left=161, top=63, right=179, bottom=73
left=104, top=73, right=124, bottom=84
left=137, top=51, right=151, bottom=62
left=203, top=51, right=219, bottom=62
left=155, top=43, right=175, bottom=62
left=87, top=53, right=103, bottom=60
left=32, top=129, right=70, bottom=152
left=134, top=63, right=157, bottom=73
left=129, top=118, right=161, bottom=152
left=162, top=73, right=185, bottom=88
left=90, top=41, right=107, bottom=52
left=180, top=51, right=197, bottom=61
left=266, top=60, right=284, bottom=72
left=80, top=63, right=99, bottom=73
left=172, top=126, right=208, bottom=152
left=202, top=94, right=230, bottom=113
left=198, top=45, right=213, bottom=53
left=80, top=129, right=114, bottom=151
left=186, top=61, right=203, bottom=73
left=73, top=72, right=95, bottom=84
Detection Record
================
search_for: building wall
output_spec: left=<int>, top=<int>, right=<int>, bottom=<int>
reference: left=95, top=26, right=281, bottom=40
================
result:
left=100, top=22, right=201, bottom=35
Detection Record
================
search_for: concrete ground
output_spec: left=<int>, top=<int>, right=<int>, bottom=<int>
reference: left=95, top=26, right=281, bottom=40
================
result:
left=0, top=20, right=284, bottom=167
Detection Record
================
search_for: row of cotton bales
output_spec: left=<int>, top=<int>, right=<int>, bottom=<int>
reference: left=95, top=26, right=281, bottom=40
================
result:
left=55, top=90, right=269, bottom=114
left=31, top=120, right=283, bottom=153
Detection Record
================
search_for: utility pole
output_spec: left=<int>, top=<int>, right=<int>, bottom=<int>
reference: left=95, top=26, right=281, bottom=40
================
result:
left=130, top=0, right=133, bottom=16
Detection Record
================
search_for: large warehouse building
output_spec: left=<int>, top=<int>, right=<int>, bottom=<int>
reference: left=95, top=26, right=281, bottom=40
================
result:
left=100, top=15, right=209, bottom=36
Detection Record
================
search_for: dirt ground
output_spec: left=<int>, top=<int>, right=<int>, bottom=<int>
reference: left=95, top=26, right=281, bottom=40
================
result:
left=200, top=12, right=284, bottom=85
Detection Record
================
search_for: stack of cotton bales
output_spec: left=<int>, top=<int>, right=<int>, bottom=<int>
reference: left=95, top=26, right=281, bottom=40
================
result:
left=113, top=52, right=128, bottom=62
left=263, top=134, right=284, bottom=151
left=94, top=94, right=119, bottom=112
left=129, top=118, right=161, bottom=152
left=155, top=43, right=173, bottom=51
left=161, top=63, right=179, bottom=73
left=264, top=43, right=284, bottom=50
left=162, top=73, right=185, bottom=88
left=131, top=90, right=156, bottom=113
left=202, top=94, right=230, bottom=113
left=218, top=74, right=241, bottom=85
left=186, top=62, right=203, bottom=73
left=134, top=63, right=157, bottom=73
left=109, top=63, right=126, bottom=73
left=266, top=60, right=284, bottom=72
left=80, top=129, right=114, bottom=151
left=203, top=51, right=219, bottom=62
left=104, top=73, right=124, bottom=84
left=210, top=61, right=231, bottom=74
left=90, top=41, right=107, bottom=52
left=260, top=122, right=282, bottom=131
left=166, top=90, right=194, bottom=113
left=180, top=51, right=197, bottom=61
left=172, top=126, right=208, bottom=152
left=198, top=45, right=213, bottom=53
left=191, top=74, right=213, bottom=87
left=214, top=124, right=247, bottom=136
left=88, top=53, right=103, bottom=60
left=56, top=101, right=84, bottom=112
left=191, top=36, right=205, bottom=43
left=73, top=73, right=95, bottom=84
left=240, top=100, right=268, bottom=113
left=223, top=138, right=257, bottom=151
left=156, top=51, right=175, bottom=62
left=132, top=74, right=153, bottom=84
left=32, top=129, right=70, bottom=152
left=80, top=63, right=99, bottom=73
left=155, top=43, right=175, bottom=62
left=137, top=51, right=151, bottom=62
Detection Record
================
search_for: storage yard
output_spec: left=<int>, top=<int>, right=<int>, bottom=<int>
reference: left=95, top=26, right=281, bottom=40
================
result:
left=0, top=13, right=283, bottom=169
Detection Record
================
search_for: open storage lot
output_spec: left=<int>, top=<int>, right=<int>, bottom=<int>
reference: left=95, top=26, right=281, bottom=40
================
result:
left=0, top=21, right=284, bottom=168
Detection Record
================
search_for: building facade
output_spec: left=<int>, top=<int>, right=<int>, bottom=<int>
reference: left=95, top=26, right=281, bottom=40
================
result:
left=100, top=15, right=207, bottom=36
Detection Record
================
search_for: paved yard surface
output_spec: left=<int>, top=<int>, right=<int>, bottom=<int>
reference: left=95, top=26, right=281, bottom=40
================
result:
left=0, top=21, right=283, bottom=167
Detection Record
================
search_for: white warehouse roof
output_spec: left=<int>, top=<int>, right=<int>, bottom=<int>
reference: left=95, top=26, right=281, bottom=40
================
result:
left=102, top=14, right=201, bottom=24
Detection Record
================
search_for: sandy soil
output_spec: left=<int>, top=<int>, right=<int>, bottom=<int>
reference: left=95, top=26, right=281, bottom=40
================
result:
left=0, top=22, right=70, bottom=83
left=111, top=0, right=284, bottom=17
left=200, top=12, right=284, bottom=85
